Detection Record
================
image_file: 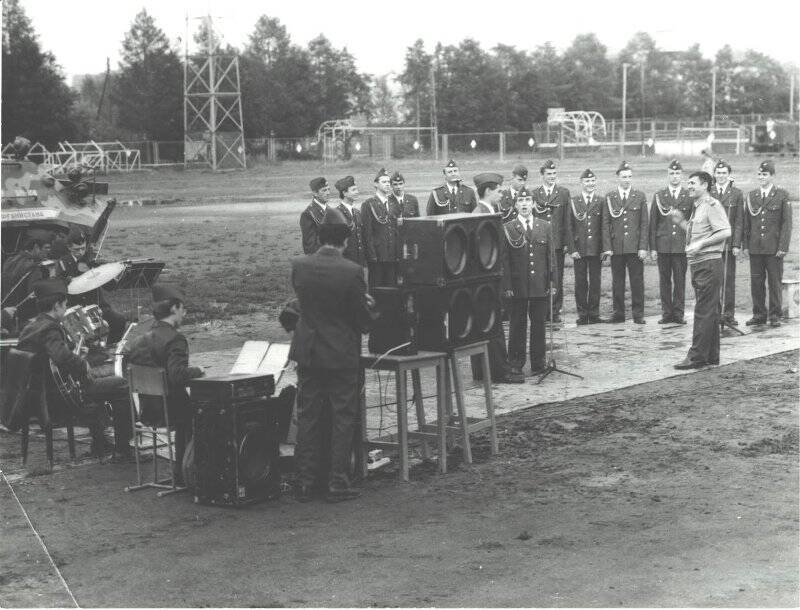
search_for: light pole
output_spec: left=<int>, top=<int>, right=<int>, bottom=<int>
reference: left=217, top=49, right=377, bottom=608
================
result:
left=711, top=66, right=718, bottom=129
left=621, top=62, right=629, bottom=157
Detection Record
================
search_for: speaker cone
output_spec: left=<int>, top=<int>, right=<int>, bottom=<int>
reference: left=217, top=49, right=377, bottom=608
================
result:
left=448, top=288, right=473, bottom=340
left=443, top=225, right=468, bottom=276
left=473, top=283, right=499, bottom=335
left=475, top=220, right=500, bottom=271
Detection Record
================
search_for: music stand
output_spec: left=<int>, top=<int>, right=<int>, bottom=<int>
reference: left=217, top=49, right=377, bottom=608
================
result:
left=111, top=259, right=166, bottom=322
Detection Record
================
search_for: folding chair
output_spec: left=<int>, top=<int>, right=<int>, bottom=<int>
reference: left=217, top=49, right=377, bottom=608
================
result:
left=124, top=364, right=185, bottom=497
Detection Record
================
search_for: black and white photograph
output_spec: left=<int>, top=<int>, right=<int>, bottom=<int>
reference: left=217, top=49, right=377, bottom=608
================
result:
left=1, top=0, right=798, bottom=606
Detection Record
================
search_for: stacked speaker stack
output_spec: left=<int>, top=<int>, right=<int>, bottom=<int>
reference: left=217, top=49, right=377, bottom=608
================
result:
left=368, top=213, right=505, bottom=354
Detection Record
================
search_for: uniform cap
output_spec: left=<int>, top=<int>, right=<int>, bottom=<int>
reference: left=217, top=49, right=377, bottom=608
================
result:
left=374, top=167, right=389, bottom=182
left=512, top=164, right=528, bottom=179
left=580, top=168, right=595, bottom=180
left=540, top=159, right=557, bottom=174
left=758, top=160, right=775, bottom=174
left=334, top=175, right=356, bottom=193
left=516, top=186, right=532, bottom=199
left=616, top=160, right=632, bottom=174
left=668, top=159, right=682, bottom=171
left=390, top=171, right=405, bottom=184
left=473, top=172, right=504, bottom=189
left=33, top=278, right=67, bottom=300
left=445, top=159, right=458, bottom=169
left=152, top=283, right=184, bottom=302
left=715, top=159, right=732, bottom=172
left=309, top=177, right=327, bottom=192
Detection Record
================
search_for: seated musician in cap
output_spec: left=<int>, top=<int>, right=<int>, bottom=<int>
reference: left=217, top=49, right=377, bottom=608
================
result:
left=57, top=230, right=126, bottom=344
left=362, top=168, right=398, bottom=288
left=17, top=278, right=131, bottom=457
left=290, top=206, right=376, bottom=503
left=126, top=284, right=205, bottom=485
left=1, top=235, right=53, bottom=330
left=300, top=177, right=330, bottom=254
left=388, top=172, right=419, bottom=218
left=426, top=159, right=477, bottom=216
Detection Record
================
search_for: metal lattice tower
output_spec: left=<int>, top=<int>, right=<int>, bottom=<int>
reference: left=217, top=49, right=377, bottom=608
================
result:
left=183, top=16, right=246, bottom=170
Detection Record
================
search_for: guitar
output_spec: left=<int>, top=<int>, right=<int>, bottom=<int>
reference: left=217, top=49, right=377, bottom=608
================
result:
left=48, top=335, right=84, bottom=413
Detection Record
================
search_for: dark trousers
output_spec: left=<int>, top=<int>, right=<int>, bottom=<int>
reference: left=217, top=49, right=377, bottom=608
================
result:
left=367, top=261, right=397, bottom=288
left=573, top=256, right=601, bottom=320
left=471, top=327, right=510, bottom=380
left=550, top=248, right=565, bottom=317
left=722, top=250, right=737, bottom=320
left=657, top=253, right=688, bottom=321
left=687, top=258, right=722, bottom=364
left=610, top=254, right=645, bottom=320
left=508, top=297, right=547, bottom=369
left=84, top=370, right=131, bottom=452
left=295, top=367, right=359, bottom=491
left=749, top=254, right=784, bottom=321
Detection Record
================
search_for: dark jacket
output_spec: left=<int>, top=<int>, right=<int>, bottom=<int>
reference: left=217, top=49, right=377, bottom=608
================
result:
left=299, top=199, right=327, bottom=254
left=17, top=313, right=85, bottom=380
left=388, top=193, right=419, bottom=218
left=337, top=202, right=366, bottom=266
left=498, top=189, right=521, bottom=221
left=361, top=195, right=397, bottom=263
left=710, top=183, right=744, bottom=250
left=743, top=186, right=792, bottom=255
left=1, top=251, right=43, bottom=306
left=649, top=187, right=693, bottom=254
left=289, top=247, right=373, bottom=370
left=502, top=216, right=551, bottom=299
left=126, top=320, right=203, bottom=423
left=567, top=192, right=603, bottom=257
left=426, top=183, right=477, bottom=216
left=531, top=184, right=571, bottom=250
left=601, top=189, right=649, bottom=254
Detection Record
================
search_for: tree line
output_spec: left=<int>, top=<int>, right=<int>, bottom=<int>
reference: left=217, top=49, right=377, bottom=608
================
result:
left=2, top=0, right=796, bottom=146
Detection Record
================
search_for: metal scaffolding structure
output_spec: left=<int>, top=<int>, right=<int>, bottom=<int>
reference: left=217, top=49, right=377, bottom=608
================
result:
left=183, top=16, right=246, bottom=170
left=1, top=140, right=140, bottom=173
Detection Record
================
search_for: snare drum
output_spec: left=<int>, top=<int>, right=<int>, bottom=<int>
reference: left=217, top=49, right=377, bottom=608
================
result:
left=83, top=304, right=110, bottom=341
left=62, top=306, right=91, bottom=346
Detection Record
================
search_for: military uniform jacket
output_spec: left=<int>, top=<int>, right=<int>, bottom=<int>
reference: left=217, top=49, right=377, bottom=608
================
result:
left=388, top=193, right=419, bottom=218
left=127, top=320, right=203, bottom=422
left=289, top=247, right=373, bottom=370
left=299, top=199, right=326, bottom=254
left=502, top=216, right=551, bottom=299
left=649, top=187, right=693, bottom=254
left=497, top=189, right=520, bottom=221
left=531, top=185, right=571, bottom=250
left=1, top=251, right=43, bottom=304
left=710, top=183, right=744, bottom=250
left=361, top=195, right=397, bottom=263
left=426, top=183, right=477, bottom=216
left=601, top=189, right=649, bottom=254
left=743, top=186, right=792, bottom=254
left=568, top=193, right=603, bottom=257
left=338, top=202, right=366, bottom=266
left=18, top=313, right=85, bottom=380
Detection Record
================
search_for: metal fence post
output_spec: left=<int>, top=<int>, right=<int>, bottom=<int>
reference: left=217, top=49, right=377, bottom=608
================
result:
left=442, top=134, right=449, bottom=162
left=499, top=132, right=505, bottom=163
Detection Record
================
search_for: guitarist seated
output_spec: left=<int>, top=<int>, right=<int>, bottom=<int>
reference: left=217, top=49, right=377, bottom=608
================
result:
left=17, top=278, right=132, bottom=458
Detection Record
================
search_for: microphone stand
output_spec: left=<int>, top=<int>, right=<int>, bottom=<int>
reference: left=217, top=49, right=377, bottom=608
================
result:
left=537, top=221, right=583, bottom=384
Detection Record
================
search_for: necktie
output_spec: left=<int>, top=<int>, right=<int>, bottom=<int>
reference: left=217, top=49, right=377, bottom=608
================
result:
left=673, top=190, right=678, bottom=200
left=718, top=188, right=723, bottom=196
left=622, top=193, right=627, bottom=205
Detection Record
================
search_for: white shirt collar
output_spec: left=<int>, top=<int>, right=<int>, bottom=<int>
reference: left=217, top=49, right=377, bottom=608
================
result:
left=376, top=192, right=388, bottom=204
left=618, top=186, right=631, bottom=198
left=583, top=191, right=593, bottom=202
left=519, top=213, right=532, bottom=227
left=313, top=198, right=326, bottom=210
left=762, top=185, right=772, bottom=196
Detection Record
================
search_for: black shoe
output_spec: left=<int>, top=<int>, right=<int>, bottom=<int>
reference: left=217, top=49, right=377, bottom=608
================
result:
left=673, top=317, right=687, bottom=325
left=530, top=362, right=547, bottom=374
left=325, top=487, right=361, bottom=503
left=674, top=359, right=706, bottom=370
left=588, top=317, right=602, bottom=324
left=745, top=317, right=766, bottom=326
left=769, top=319, right=782, bottom=327
left=707, top=359, right=720, bottom=365
left=606, top=316, right=625, bottom=324
left=657, top=317, right=671, bottom=324
left=552, top=314, right=562, bottom=323
left=723, top=317, right=739, bottom=326
left=633, top=318, right=646, bottom=325
left=294, top=485, right=314, bottom=503
left=576, top=317, right=589, bottom=325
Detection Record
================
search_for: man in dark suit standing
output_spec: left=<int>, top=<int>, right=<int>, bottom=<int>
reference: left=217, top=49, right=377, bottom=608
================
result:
left=649, top=160, right=693, bottom=324
left=290, top=207, right=375, bottom=503
left=334, top=176, right=366, bottom=268
left=601, top=161, right=649, bottom=324
left=300, top=177, right=330, bottom=255
left=388, top=171, right=419, bottom=219
left=361, top=168, right=397, bottom=288
left=426, top=159, right=477, bottom=215
left=531, top=160, right=570, bottom=323
left=743, top=160, right=792, bottom=327
left=568, top=169, right=603, bottom=325
left=711, top=160, right=744, bottom=326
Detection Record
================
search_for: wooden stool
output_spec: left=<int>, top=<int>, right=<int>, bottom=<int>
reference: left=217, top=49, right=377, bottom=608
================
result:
left=442, top=340, right=498, bottom=464
left=360, top=350, right=447, bottom=481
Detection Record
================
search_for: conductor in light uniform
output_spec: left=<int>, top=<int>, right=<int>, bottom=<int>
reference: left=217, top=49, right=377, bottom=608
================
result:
left=426, top=159, right=477, bottom=215
left=568, top=169, right=603, bottom=325
left=649, top=160, right=692, bottom=324
left=503, top=187, right=550, bottom=375
left=670, top=171, right=730, bottom=369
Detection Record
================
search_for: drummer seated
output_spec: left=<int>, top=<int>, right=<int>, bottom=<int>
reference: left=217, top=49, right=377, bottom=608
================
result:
left=57, top=231, right=126, bottom=344
left=17, top=278, right=132, bottom=458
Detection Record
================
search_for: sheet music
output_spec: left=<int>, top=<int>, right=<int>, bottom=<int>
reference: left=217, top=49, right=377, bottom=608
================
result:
left=257, top=343, right=291, bottom=381
left=229, top=340, right=271, bottom=375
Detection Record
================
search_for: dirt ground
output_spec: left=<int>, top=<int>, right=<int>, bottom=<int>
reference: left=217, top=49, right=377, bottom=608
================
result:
left=2, top=351, right=797, bottom=607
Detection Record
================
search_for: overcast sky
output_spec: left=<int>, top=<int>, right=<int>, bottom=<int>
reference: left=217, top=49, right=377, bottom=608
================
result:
left=19, top=0, right=800, bottom=82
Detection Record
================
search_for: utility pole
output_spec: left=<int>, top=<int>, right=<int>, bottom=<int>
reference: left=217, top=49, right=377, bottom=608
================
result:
left=640, top=62, right=645, bottom=156
left=790, top=73, right=795, bottom=121
left=430, top=63, right=438, bottom=160
left=711, top=66, right=718, bottom=128
left=621, top=63, right=629, bottom=157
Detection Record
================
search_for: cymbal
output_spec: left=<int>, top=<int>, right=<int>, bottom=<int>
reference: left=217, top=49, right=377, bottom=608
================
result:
left=68, top=262, right=126, bottom=295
